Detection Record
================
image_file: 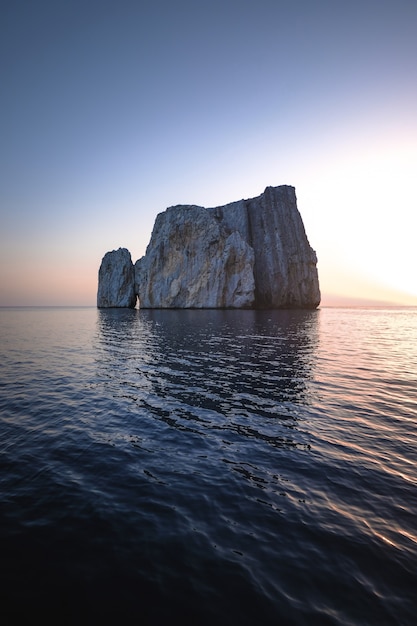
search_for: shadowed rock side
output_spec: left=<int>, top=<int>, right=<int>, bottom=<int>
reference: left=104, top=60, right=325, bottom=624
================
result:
left=245, top=185, right=320, bottom=308
left=97, top=185, right=321, bottom=309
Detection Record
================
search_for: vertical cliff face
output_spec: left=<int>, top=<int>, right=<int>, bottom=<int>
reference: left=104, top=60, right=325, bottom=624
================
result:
left=246, top=186, right=320, bottom=308
left=97, top=185, right=321, bottom=309
left=97, top=248, right=136, bottom=308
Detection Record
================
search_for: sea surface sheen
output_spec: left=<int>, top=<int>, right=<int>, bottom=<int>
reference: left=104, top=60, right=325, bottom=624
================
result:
left=0, top=306, right=416, bottom=624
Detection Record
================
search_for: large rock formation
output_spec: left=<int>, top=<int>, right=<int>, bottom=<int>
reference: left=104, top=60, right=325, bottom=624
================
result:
left=97, top=248, right=136, bottom=308
left=97, top=185, right=320, bottom=309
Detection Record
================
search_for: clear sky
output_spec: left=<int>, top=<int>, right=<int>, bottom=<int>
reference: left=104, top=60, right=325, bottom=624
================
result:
left=1, top=0, right=416, bottom=306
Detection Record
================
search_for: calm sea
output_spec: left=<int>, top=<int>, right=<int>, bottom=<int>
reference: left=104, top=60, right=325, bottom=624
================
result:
left=0, top=306, right=416, bottom=625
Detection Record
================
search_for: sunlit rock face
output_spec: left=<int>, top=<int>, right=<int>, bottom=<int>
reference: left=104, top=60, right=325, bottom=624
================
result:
left=97, top=186, right=321, bottom=309
left=134, top=205, right=255, bottom=308
left=97, top=248, right=136, bottom=308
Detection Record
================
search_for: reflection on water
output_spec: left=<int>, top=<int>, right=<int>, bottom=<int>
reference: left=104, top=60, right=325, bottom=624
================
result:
left=96, top=308, right=320, bottom=449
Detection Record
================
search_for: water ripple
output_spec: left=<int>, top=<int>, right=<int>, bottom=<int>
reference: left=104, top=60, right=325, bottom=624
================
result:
left=0, top=306, right=416, bottom=624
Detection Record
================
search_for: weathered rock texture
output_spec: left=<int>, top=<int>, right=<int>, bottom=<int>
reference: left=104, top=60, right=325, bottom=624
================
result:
left=97, top=248, right=136, bottom=308
left=97, top=185, right=320, bottom=309
left=134, top=205, right=255, bottom=308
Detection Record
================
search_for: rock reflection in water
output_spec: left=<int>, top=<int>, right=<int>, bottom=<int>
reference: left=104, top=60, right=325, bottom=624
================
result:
left=95, top=308, right=319, bottom=459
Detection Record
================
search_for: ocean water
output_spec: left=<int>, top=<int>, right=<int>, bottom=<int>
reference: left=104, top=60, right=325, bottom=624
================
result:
left=0, top=306, right=416, bottom=625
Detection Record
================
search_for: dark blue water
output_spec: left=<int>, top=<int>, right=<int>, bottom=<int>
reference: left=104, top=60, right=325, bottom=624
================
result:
left=1, top=306, right=416, bottom=625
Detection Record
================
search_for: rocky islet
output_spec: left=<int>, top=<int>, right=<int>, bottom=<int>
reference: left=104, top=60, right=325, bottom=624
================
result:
left=97, top=185, right=320, bottom=309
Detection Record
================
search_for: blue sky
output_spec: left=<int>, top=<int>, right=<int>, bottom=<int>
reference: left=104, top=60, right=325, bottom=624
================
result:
left=1, top=0, right=416, bottom=305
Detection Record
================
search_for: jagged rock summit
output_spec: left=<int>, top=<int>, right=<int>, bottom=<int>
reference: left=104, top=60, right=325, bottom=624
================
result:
left=97, top=185, right=320, bottom=309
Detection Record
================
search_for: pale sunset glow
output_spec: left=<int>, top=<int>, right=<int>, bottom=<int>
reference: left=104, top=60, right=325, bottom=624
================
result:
left=1, top=1, right=416, bottom=306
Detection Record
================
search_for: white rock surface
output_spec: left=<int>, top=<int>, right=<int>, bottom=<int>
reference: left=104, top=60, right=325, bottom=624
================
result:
left=97, top=248, right=136, bottom=308
left=135, top=205, right=255, bottom=308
